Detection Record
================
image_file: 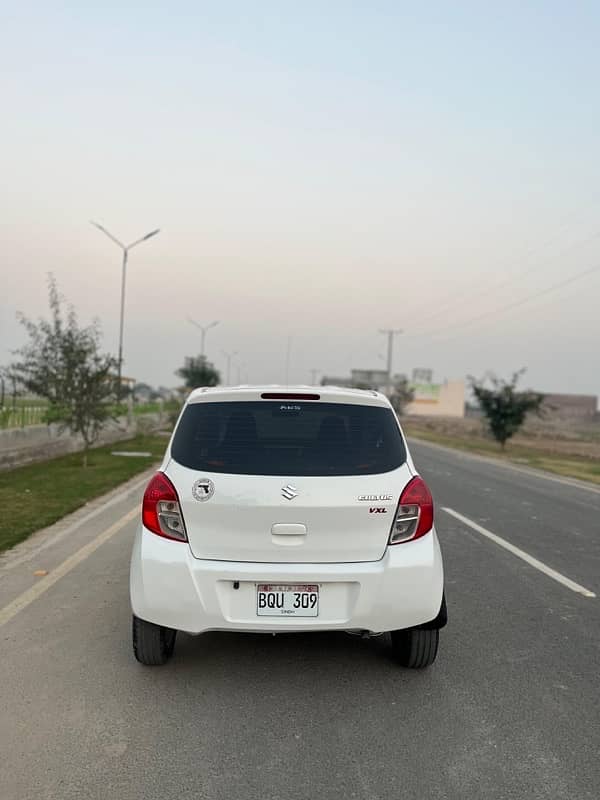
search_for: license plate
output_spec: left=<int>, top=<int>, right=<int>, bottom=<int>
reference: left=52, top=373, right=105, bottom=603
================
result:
left=256, top=584, right=319, bottom=617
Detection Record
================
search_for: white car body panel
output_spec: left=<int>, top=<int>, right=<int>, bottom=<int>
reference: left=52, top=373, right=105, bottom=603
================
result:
left=166, top=460, right=414, bottom=563
left=130, top=523, right=444, bottom=634
left=130, top=385, right=444, bottom=635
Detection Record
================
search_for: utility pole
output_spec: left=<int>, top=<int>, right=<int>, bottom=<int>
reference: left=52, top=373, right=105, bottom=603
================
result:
left=284, top=336, right=292, bottom=385
left=222, top=350, right=237, bottom=385
left=309, top=368, right=320, bottom=385
left=379, top=328, right=402, bottom=394
left=188, top=318, right=219, bottom=358
left=90, top=221, right=160, bottom=401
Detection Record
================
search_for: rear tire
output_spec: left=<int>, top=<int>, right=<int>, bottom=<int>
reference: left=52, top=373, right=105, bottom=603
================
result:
left=132, top=615, right=177, bottom=666
left=390, top=627, right=439, bottom=668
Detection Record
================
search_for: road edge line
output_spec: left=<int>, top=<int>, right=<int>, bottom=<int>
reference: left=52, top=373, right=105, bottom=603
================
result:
left=0, top=470, right=154, bottom=572
left=0, top=506, right=138, bottom=628
left=408, top=436, right=600, bottom=496
left=442, top=506, right=596, bottom=599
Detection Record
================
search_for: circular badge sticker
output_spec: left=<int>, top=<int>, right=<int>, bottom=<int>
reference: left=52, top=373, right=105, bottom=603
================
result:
left=192, top=478, right=215, bottom=502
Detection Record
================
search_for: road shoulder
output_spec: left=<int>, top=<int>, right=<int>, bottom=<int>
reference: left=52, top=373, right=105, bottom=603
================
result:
left=408, top=435, right=600, bottom=495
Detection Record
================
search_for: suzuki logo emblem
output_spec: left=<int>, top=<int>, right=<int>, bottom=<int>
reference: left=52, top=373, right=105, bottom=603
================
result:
left=281, top=484, right=299, bottom=500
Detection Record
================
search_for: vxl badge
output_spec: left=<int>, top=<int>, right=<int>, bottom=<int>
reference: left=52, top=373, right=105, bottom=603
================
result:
left=192, top=478, right=215, bottom=502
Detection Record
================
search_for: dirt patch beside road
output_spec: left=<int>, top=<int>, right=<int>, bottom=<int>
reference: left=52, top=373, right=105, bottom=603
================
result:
left=401, top=415, right=600, bottom=485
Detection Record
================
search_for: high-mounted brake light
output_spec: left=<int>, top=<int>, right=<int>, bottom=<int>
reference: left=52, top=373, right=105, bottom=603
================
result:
left=389, top=476, right=433, bottom=544
left=261, top=393, right=320, bottom=400
left=142, top=472, right=188, bottom=542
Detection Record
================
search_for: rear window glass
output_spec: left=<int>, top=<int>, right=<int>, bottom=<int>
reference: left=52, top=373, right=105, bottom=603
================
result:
left=171, top=401, right=406, bottom=476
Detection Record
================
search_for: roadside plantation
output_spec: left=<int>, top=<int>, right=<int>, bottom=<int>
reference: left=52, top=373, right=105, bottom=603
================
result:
left=0, top=434, right=167, bottom=553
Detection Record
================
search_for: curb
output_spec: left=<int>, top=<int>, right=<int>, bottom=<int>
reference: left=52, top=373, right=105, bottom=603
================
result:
left=0, top=466, right=158, bottom=572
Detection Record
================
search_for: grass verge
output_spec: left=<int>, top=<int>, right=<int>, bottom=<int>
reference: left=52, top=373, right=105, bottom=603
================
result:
left=402, top=424, right=600, bottom=486
left=0, top=434, right=168, bottom=554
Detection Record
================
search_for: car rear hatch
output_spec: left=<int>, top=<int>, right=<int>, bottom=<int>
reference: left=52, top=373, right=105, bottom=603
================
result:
left=166, top=395, right=411, bottom=563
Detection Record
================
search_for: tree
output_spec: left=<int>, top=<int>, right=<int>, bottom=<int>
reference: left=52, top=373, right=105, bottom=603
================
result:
left=11, top=275, right=118, bottom=466
left=469, top=370, right=544, bottom=449
left=176, top=355, right=220, bottom=390
left=389, top=375, right=415, bottom=416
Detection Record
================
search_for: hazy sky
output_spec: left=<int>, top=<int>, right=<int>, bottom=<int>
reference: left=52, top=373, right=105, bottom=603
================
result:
left=2, top=1, right=600, bottom=395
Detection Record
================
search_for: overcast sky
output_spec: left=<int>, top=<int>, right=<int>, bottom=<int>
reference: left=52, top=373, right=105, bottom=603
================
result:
left=1, top=1, right=599, bottom=395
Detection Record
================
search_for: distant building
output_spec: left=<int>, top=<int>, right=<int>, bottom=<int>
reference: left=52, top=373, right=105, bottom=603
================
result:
left=412, top=368, right=433, bottom=383
left=542, top=393, right=598, bottom=420
left=349, top=369, right=390, bottom=389
left=320, top=375, right=355, bottom=388
left=322, top=367, right=465, bottom=417
left=405, top=380, right=465, bottom=418
left=321, top=369, right=392, bottom=391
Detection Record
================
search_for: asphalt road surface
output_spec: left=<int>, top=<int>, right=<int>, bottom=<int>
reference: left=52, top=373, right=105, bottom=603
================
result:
left=1, top=440, right=599, bottom=800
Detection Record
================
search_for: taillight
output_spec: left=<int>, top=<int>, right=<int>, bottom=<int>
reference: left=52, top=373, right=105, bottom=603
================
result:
left=142, top=472, right=188, bottom=542
left=389, top=476, right=434, bottom=544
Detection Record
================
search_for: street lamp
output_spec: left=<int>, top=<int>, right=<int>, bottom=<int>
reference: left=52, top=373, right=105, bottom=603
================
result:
left=90, top=221, right=160, bottom=400
left=222, top=349, right=238, bottom=385
left=188, top=318, right=220, bottom=358
left=236, top=361, right=246, bottom=385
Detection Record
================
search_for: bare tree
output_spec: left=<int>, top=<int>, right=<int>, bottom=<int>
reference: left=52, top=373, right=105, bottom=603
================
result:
left=11, top=275, right=118, bottom=466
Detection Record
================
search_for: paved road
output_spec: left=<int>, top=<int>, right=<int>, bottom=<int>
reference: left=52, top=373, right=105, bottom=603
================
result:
left=1, top=442, right=599, bottom=800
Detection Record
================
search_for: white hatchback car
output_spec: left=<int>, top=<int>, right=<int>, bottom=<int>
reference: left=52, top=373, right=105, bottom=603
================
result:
left=130, top=386, right=446, bottom=668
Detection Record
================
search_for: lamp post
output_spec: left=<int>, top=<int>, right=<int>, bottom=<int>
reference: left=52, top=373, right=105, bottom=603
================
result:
left=90, top=221, right=160, bottom=401
left=222, top=350, right=238, bottom=385
left=236, top=361, right=246, bottom=385
left=187, top=318, right=219, bottom=358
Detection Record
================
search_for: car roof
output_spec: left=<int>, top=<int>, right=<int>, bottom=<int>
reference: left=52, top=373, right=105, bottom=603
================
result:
left=185, top=384, right=391, bottom=408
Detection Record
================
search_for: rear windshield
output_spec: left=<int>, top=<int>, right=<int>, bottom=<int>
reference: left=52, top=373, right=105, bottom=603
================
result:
left=171, top=401, right=406, bottom=476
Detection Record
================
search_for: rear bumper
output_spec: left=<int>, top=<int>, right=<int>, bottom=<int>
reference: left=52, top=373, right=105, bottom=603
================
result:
left=130, top=525, right=444, bottom=634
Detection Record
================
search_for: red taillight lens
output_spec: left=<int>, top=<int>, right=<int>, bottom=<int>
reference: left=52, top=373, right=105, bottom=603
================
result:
left=142, top=472, right=188, bottom=542
left=389, top=476, right=434, bottom=544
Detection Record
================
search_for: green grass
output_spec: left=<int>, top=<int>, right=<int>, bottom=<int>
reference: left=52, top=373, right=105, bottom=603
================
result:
left=0, top=434, right=168, bottom=554
left=402, top=423, right=600, bottom=486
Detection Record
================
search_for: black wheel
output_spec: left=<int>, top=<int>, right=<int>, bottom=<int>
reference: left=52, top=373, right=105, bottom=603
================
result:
left=132, top=615, right=177, bottom=666
left=390, top=627, right=439, bottom=668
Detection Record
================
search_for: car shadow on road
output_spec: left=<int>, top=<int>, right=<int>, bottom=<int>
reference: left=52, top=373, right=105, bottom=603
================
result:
left=158, top=629, right=439, bottom=688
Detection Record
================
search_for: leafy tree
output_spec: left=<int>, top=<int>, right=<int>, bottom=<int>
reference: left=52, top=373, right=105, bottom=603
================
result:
left=469, top=370, right=544, bottom=449
left=11, top=276, right=118, bottom=466
left=389, top=375, right=415, bottom=416
left=176, top=355, right=220, bottom=390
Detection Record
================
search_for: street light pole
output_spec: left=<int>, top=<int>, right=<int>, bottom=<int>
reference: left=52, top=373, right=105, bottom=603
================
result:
left=379, top=328, right=403, bottom=395
left=90, top=221, right=160, bottom=401
left=222, top=350, right=237, bottom=385
left=188, top=318, right=220, bottom=358
left=284, top=336, right=292, bottom=385
left=236, top=362, right=245, bottom=385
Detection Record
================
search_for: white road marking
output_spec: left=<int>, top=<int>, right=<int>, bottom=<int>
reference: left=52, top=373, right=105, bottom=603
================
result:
left=0, top=507, right=138, bottom=628
left=410, top=437, right=600, bottom=496
left=442, top=507, right=596, bottom=598
left=0, top=471, right=152, bottom=573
